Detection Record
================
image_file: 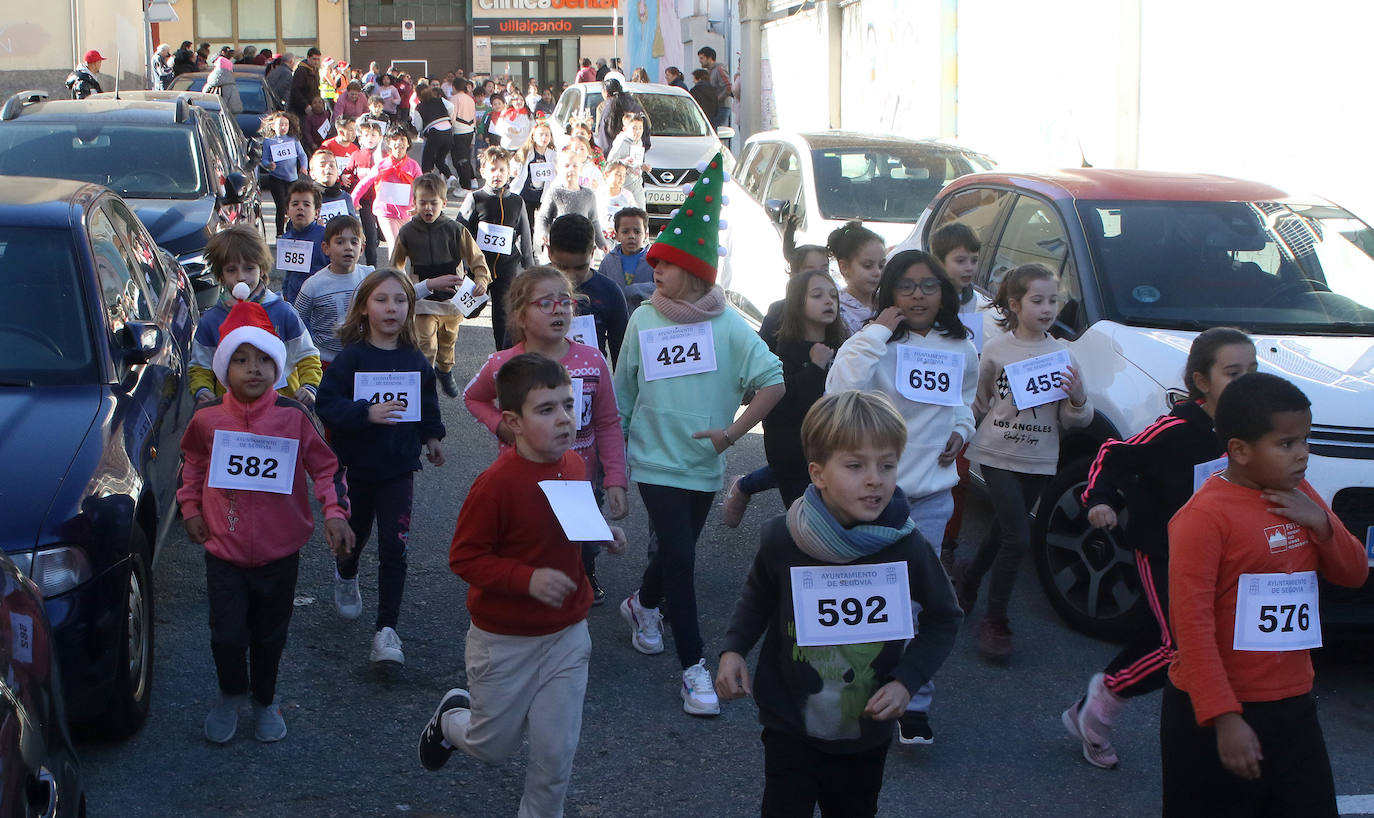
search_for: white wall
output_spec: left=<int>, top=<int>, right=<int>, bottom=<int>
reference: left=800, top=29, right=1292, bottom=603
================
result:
left=839, top=0, right=943, bottom=137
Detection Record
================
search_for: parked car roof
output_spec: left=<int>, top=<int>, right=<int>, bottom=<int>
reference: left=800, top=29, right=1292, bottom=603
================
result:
left=0, top=175, right=100, bottom=221
left=790, top=130, right=990, bottom=154
left=3, top=97, right=200, bottom=121
left=946, top=168, right=1293, bottom=203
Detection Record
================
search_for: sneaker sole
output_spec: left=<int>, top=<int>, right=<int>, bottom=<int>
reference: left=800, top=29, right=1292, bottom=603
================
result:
left=372, top=657, right=405, bottom=668
left=898, top=733, right=934, bottom=746
left=419, top=688, right=469, bottom=770
left=681, top=695, right=720, bottom=717
left=336, top=604, right=361, bottom=619
left=619, top=599, right=664, bottom=655
left=1062, top=702, right=1118, bottom=769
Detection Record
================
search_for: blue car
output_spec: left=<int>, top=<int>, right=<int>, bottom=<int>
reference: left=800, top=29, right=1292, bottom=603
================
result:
left=0, top=176, right=196, bottom=737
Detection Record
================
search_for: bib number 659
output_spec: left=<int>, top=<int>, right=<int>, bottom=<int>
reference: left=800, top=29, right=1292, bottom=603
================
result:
left=816, top=596, right=888, bottom=627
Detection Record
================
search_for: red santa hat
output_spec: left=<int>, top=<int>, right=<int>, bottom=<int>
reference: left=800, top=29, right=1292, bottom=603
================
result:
left=211, top=283, right=288, bottom=389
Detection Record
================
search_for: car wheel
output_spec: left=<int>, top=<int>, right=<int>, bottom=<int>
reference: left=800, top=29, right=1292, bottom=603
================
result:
left=1031, top=458, right=1150, bottom=641
left=101, top=530, right=154, bottom=738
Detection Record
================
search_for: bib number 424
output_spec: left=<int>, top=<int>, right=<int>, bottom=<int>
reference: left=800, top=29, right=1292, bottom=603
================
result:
left=816, top=596, right=888, bottom=627
left=655, top=342, right=701, bottom=366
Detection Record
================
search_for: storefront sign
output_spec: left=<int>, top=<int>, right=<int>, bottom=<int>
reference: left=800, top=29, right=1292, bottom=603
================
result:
left=472, top=17, right=615, bottom=36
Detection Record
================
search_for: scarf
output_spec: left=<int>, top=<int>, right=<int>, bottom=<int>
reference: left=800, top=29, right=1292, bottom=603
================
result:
left=650, top=285, right=726, bottom=324
left=785, top=485, right=914, bottom=564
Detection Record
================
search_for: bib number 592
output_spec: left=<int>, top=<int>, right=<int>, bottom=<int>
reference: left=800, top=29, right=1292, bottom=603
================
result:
left=1258, top=603, right=1310, bottom=633
left=816, top=596, right=888, bottom=627
left=226, top=454, right=278, bottom=478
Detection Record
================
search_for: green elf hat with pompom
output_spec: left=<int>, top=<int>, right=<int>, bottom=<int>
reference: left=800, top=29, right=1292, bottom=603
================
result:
left=645, top=151, right=731, bottom=284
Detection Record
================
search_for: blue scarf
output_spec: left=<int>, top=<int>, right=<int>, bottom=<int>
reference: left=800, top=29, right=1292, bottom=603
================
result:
left=785, top=485, right=914, bottom=564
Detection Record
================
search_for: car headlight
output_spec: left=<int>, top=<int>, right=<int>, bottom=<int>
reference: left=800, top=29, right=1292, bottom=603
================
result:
left=14, top=546, right=93, bottom=598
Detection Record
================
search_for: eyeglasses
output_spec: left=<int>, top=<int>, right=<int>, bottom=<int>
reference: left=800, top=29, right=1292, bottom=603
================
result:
left=528, top=297, right=576, bottom=314
left=894, top=278, right=942, bottom=296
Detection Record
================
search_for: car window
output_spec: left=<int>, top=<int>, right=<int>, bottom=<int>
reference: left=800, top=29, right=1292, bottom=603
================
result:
left=0, top=227, right=97, bottom=384
left=635, top=94, right=710, bottom=138
left=764, top=148, right=802, bottom=207
left=88, top=208, right=155, bottom=332
left=197, top=116, right=228, bottom=192
left=988, top=195, right=1070, bottom=295
left=739, top=143, right=778, bottom=200
left=174, top=76, right=270, bottom=114
left=105, top=198, right=167, bottom=299
left=931, top=187, right=1014, bottom=263
left=811, top=146, right=989, bottom=223
left=0, top=123, right=204, bottom=199
left=553, top=88, right=577, bottom=124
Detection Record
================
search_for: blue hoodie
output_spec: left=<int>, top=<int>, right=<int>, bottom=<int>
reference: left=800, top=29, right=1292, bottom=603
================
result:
left=278, top=221, right=328, bottom=304
left=598, top=245, right=655, bottom=311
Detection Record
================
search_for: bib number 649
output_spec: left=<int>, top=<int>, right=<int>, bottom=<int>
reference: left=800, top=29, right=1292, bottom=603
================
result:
left=817, top=596, right=888, bottom=627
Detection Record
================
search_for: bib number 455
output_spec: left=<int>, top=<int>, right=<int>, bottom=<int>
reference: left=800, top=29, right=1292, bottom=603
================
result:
left=656, top=343, right=701, bottom=367
left=816, top=596, right=888, bottom=627
left=1025, top=371, right=1064, bottom=395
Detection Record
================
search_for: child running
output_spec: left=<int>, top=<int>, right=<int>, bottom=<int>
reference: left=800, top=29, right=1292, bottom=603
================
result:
left=546, top=213, right=628, bottom=365
left=352, top=127, right=422, bottom=252
left=830, top=220, right=886, bottom=334
left=535, top=142, right=607, bottom=256
left=458, top=146, right=534, bottom=349
left=715, top=390, right=961, bottom=817
left=955, top=263, right=1092, bottom=661
left=1062, top=327, right=1256, bottom=769
left=1162, top=373, right=1367, bottom=817
left=418, top=353, right=627, bottom=818
left=463, top=265, right=628, bottom=603
left=190, top=226, right=321, bottom=407
left=309, top=149, right=357, bottom=223
left=824, top=248, right=978, bottom=744
left=598, top=206, right=655, bottom=312
left=177, top=296, right=353, bottom=743
left=276, top=180, right=329, bottom=305
left=259, top=111, right=308, bottom=236
left=292, top=214, right=374, bottom=366
left=315, top=269, right=445, bottom=668
left=510, top=116, right=557, bottom=229
left=615, top=154, right=785, bottom=716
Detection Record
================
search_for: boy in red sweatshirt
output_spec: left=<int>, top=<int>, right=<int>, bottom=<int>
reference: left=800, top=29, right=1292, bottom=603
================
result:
left=417, top=354, right=624, bottom=817
left=177, top=298, right=353, bottom=745
left=1163, top=372, right=1367, bottom=817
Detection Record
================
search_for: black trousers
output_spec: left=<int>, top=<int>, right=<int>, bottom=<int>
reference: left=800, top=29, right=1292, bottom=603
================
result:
left=338, top=472, right=413, bottom=631
left=205, top=550, right=299, bottom=706
left=637, top=482, right=715, bottom=669
left=1160, top=681, right=1337, bottom=818
left=450, top=132, right=475, bottom=188
left=420, top=128, right=455, bottom=177
left=1103, top=549, right=1173, bottom=698
left=761, top=728, right=890, bottom=817
left=358, top=191, right=380, bottom=267
left=489, top=271, right=514, bottom=350
left=264, top=174, right=293, bottom=236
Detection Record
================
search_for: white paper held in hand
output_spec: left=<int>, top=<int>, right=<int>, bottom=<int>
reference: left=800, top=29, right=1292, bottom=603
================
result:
left=455, top=277, right=490, bottom=317
left=354, top=371, right=422, bottom=422
left=376, top=181, right=411, bottom=207
left=538, top=480, right=612, bottom=542
left=317, top=119, right=331, bottom=139
left=1004, top=349, right=1072, bottom=411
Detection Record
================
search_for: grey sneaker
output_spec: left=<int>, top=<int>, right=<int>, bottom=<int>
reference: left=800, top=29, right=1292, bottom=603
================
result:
left=253, top=699, right=287, bottom=743
left=204, top=692, right=247, bottom=744
left=371, top=626, right=405, bottom=667
left=620, top=591, right=663, bottom=655
left=335, top=573, right=362, bottom=619
left=418, top=688, right=471, bottom=771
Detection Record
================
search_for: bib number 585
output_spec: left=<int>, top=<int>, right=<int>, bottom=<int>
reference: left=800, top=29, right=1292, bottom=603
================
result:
left=816, top=596, right=888, bottom=627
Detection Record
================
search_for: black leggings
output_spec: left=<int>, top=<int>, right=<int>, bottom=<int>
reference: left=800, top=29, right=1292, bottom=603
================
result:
left=450, top=132, right=475, bottom=188
left=637, top=482, right=715, bottom=669
left=358, top=192, right=379, bottom=267
left=265, top=174, right=293, bottom=236
left=1103, top=549, right=1174, bottom=698
left=420, top=128, right=455, bottom=177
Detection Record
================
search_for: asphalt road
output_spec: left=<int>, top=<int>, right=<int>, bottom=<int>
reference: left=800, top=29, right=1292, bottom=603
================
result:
left=73, top=194, right=1374, bottom=818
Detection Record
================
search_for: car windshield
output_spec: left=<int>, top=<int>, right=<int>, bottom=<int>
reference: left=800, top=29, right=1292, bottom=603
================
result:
left=0, top=228, right=96, bottom=384
left=0, top=123, right=203, bottom=198
left=812, top=147, right=995, bottom=223
left=174, top=77, right=269, bottom=114
left=1079, top=200, right=1374, bottom=333
left=581, top=91, right=710, bottom=138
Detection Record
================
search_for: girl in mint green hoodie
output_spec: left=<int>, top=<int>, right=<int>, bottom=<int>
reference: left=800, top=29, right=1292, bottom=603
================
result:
left=613, top=234, right=784, bottom=718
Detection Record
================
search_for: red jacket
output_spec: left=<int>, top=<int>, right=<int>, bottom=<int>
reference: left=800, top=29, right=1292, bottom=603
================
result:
left=177, top=390, right=349, bottom=567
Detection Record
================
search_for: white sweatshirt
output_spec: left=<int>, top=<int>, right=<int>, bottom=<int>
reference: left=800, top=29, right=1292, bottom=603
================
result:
left=826, top=322, right=978, bottom=500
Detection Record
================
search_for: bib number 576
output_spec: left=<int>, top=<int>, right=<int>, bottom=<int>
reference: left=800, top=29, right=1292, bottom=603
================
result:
left=1259, top=603, right=1310, bottom=633
left=816, top=596, right=888, bottom=627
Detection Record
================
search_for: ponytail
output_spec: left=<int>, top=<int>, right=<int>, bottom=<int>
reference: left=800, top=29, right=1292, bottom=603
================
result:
left=826, top=219, right=883, bottom=262
left=993, top=263, right=1056, bottom=332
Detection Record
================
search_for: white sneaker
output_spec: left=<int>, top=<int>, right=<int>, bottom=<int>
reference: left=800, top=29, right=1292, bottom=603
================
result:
left=681, top=660, right=720, bottom=716
left=370, top=626, right=405, bottom=667
left=620, top=591, right=663, bottom=655
left=335, top=573, right=361, bottom=619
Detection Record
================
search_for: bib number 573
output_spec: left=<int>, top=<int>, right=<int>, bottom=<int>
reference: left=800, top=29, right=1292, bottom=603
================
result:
left=816, top=596, right=888, bottom=627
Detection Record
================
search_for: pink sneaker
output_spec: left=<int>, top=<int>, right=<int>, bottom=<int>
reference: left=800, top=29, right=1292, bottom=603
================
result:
left=1062, top=673, right=1122, bottom=769
left=721, top=476, right=751, bottom=528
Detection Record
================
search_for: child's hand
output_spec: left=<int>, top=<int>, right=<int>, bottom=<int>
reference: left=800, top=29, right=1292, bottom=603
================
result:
left=529, top=567, right=577, bottom=607
left=195, top=388, right=215, bottom=404
left=1261, top=488, right=1332, bottom=540
left=425, top=438, right=445, bottom=466
left=472, top=281, right=487, bottom=297
left=1087, top=503, right=1118, bottom=530
left=809, top=343, right=835, bottom=369
left=1060, top=364, right=1087, bottom=406
left=367, top=399, right=406, bottom=424
left=495, top=418, right=516, bottom=445
left=324, top=517, right=355, bottom=557
left=692, top=428, right=731, bottom=454
left=875, top=306, right=905, bottom=332
left=1215, top=712, right=1263, bottom=780
left=938, top=431, right=963, bottom=467
left=604, top=525, right=627, bottom=555
left=184, top=516, right=209, bottom=544
left=862, top=680, right=911, bottom=721
left=715, top=651, right=751, bottom=700
left=294, top=386, right=316, bottom=408
left=606, top=486, right=628, bottom=519
left=428, top=273, right=461, bottom=294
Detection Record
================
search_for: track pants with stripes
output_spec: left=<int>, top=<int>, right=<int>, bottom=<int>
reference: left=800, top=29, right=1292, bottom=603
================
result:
left=1104, top=549, right=1174, bottom=698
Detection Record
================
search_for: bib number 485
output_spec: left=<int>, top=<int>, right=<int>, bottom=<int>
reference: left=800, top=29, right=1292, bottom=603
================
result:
left=368, top=390, right=409, bottom=408
left=656, top=342, right=701, bottom=367
left=816, top=596, right=888, bottom=627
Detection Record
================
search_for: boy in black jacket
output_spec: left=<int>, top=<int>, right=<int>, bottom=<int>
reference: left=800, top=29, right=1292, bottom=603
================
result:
left=716, top=390, right=961, bottom=817
left=457, top=146, right=533, bottom=349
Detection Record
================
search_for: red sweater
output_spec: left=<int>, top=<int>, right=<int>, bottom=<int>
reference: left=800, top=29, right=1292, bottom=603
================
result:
left=1168, top=477, right=1367, bottom=725
left=449, top=448, right=591, bottom=636
left=177, top=390, right=349, bottom=567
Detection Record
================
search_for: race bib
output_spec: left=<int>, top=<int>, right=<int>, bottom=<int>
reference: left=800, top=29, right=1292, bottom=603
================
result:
left=376, top=181, right=411, bottom=207
left=275, top=238, right=313, bottom=273
left=959, top=312, right=985, bottom=353
left=316, top=119, right=332, bottom=139
left=894, top=346, right=964, bottom=407
left=1233, top=571, right=1321, bottom=651
left=269, top=140, right=295, bottom=164
left=354, top=371, right=421, bottom=422
left=629, top=145, right=645, bottom=165
left=334, top=155, right=349, bottom=172
left=1366, top=527, right=1374, bottom=567
left=9, top=613, right=33, bottom=663
left=791, top=561, right=916, bottom=647
left=639, top=322, right=717, bottom=381
left=1193, top=455, right=1228, bottom=493
left=571, top=376, right=586, bottom=430
left=528, top=162, right=556, bottom=184
left=455, top=277, right=489, bottom=317
left=1004, top=349, right=1072, bottom=411
left=477, top=222, right=515, bottom=255
left=319, top=199, right=350, bottom=223
left=566, top=314, right=597, bottom=347
left=207, top=430, right=298, bottom=494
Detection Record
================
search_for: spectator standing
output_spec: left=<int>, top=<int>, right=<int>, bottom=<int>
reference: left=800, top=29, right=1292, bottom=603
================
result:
left=575, top=58, right=597, bottom=83
left=173, top=40, right=197, bottom=76
left=66, top=49, right=104, bottom=100
left=594, top=57, right=609, bottom=82
left=290, top=48, right=323, bottom=121
left=195, top=43, right=211, bottom=71
left=267, top=53, right=296, bottom=107
left=664, top=66, right=688, bottom=89
left=334, top=80, right=369, bottom=122
left=152, top=44, right=174, bottom=90
left=689, top=69, right=717, bottom=125
left=697, top=47, right=732, bottom=129
left=449, top=80, right=478, bottom=189
left=411, top=85, right=458, bottom=179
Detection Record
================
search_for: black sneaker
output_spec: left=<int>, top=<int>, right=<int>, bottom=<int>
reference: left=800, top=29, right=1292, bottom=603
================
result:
left=436, top=370, right=459, bottom=398
left=418, top=688, right=470, bottom=770
left=898, top=711, right=934, bottom=745
left=589, top=574, right=606, bottom=606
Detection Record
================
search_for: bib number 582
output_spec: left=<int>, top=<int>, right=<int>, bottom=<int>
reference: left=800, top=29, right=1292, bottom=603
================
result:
left=1259, top=602, right=1310, bottom=633
left=816, top=596, right=888, bottom=627
left=226, top=454, right=278, bottom=478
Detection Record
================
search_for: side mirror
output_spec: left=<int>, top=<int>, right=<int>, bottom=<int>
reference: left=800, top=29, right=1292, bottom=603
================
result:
left=118, top=321, right=163, bottom=365
left=764, top=198, right=790, bottom=224
left=715, top=126, right=735, bottom=140
left=223, top=172, right=246, bottom=204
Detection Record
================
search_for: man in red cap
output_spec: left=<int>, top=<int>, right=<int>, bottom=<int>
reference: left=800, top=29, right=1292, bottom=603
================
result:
left=66, top=49, right=104, bottom=99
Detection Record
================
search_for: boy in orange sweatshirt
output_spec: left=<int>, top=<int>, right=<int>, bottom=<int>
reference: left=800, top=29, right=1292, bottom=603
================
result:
left=1163, top=372, right=1367, bottom=817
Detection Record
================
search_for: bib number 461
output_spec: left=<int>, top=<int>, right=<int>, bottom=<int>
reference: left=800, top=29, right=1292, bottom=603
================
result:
left=656, top=342, right=701, bottom=367
left=816, top=596, right=888, bottom=627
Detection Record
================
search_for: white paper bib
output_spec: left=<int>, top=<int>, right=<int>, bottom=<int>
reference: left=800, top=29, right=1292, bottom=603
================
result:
left=275, top=238, right=313, bottom=273
left=790, top=561, right=915, bottom=647
left=894, top=346, right=964, bottom=407
left=207, top=430, right=298, bottom=494
left=1233, top=571, right=1321, bottom=651
left=477, top=222, right=515, bottom=255
left=1004, top=349, right=1072, bottom=411
left=639, top=322, right=717, bottom=381
left=354, top=371, right=422, bottom=422
left=268, top=140, right=295, bottom=164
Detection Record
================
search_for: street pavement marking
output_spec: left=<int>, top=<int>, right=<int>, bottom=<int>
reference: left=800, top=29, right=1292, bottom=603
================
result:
left=1339, top=795, right=1374, bottom=815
